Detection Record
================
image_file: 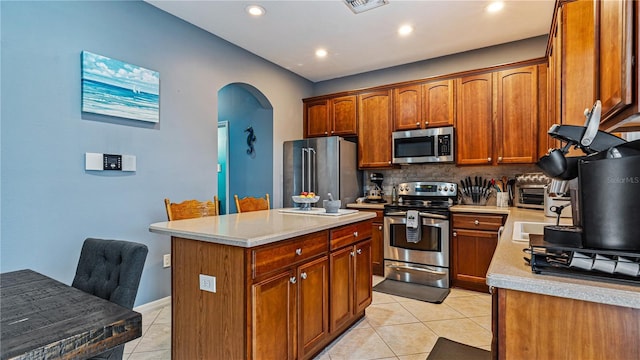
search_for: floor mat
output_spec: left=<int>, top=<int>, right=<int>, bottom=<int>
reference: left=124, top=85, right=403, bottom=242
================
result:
left=426, top=337, right=491, bottom=360
left=373, top=279, right=450, bottom=304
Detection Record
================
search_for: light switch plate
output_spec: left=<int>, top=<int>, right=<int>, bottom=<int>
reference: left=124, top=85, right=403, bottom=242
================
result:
left=199, top=274, right=216, bottom=293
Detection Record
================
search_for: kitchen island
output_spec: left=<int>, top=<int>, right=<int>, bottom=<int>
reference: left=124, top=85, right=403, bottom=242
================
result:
left=149, top=209, right=375, bottom=360
left=453, top=206, right=640, bottom=359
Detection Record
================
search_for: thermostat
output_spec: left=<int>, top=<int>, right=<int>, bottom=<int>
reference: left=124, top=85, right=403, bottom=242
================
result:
left=85, top=153, right=136, bottom=171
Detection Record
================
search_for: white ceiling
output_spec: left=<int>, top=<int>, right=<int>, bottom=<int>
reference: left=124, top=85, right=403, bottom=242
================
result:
left=147, top=0, right=555, bottom=82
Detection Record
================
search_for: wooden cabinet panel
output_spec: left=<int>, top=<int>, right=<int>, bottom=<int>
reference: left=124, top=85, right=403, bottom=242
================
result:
left=452, top=213, right=505, bottom=231
left=423, top=79, right=455, bottom=128
left=456, top=73, right=494, bottom=165
left=358, top=90, right=393, bottom=169
left=329, top=246, right=354, bottom=332
left=305, top=100, right=330, bottom=138
left=298, top=256, right=329, bottom=359
left=330, top=221, right=372, bottom=250
left=393, top=84, right=422, bottom=130
left=371, top=221, right=384, bottom=276
left=252, top=231, right=328, bottom=279
left=331, top=95, right=358, bottom=136
left=354, top=240, right=372, bottom=314
left=495, top=65, right=539, bottom=164
left=252, top=270, right=296, bottom=360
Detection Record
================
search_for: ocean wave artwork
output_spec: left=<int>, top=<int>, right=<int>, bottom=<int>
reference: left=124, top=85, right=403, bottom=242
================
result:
left=82, top=51, right=159, bottom=123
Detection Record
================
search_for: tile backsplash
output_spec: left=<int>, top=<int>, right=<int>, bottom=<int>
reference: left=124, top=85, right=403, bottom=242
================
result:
left=362, top=163, right=541, bottom=206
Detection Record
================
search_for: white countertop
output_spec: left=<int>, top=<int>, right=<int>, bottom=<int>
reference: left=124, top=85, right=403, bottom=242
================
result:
left=149, top=209, right=376, bottom=248
left=454, top=206, right=640, bottom=309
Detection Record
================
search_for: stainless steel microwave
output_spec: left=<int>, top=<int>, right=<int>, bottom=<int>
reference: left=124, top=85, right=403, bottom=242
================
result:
left=392, top=126, right=455, bottom=164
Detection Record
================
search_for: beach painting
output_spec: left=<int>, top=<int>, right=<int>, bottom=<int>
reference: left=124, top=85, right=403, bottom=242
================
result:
left=81, top=51, right=160, bottom=123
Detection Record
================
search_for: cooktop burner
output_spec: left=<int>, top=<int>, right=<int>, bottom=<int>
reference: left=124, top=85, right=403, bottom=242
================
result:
left=384, top=181, right=458, bottom=214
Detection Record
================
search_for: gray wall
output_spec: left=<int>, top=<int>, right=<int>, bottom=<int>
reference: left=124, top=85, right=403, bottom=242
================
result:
left=0, top=1, right=312, bottom=305
left=313, top=35, right=548, bottom=96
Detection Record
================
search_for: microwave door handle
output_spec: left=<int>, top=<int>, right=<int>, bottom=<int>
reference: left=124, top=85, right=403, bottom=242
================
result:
left=387, top=264, right=447, bottom=275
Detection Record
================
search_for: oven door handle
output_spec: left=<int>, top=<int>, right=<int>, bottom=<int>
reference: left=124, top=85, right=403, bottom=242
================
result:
left=387, top=264, right=447, bottom=275
left=384, top=211, right=448, bottom=220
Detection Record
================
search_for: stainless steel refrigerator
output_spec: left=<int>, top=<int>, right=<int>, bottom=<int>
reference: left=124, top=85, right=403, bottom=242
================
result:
left=283, top=137, right=361, bottom=208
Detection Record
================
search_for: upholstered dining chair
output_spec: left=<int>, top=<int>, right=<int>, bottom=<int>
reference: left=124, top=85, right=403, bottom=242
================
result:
left=234, top=193, right=270, bottom=213
left=72, top=238, right=148, bottom=360
left=164, top=196, right=219, bottom=220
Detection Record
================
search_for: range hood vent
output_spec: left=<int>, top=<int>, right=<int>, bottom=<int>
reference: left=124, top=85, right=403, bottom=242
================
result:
left=344, top=0, right=389, bottom=14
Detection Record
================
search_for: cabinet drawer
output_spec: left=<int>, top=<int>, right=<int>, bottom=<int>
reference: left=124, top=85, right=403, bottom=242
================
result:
left=330, top=220, right=372, bottom=250
left=252, top=231, right=328, bottom=278
left=452, top=213, right=505, bottom=231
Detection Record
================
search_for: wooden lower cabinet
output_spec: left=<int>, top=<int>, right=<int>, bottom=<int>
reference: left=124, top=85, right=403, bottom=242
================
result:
left=492, top=288, right=640, bottom=359
left=171, top=220, right=373, bottom=360
left=451, top=213, right=505, bottom=293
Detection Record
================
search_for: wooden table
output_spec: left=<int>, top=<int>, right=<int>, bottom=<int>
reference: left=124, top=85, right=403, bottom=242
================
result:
left=1, top=269, right=142, bottom=360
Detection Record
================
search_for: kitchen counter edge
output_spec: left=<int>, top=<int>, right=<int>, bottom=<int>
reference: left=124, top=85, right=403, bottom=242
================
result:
left=149, top=209, right=376, bottom=248
left=452, top=205, right=640, bottom=309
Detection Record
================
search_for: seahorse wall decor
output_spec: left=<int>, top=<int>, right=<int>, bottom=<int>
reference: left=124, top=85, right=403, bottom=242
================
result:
left=245, top=126, right=257, bottom=156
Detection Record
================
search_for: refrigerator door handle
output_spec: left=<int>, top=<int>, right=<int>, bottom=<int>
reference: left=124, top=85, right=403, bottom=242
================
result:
left=308, top=148, right=316, bottom=194
left=302, top=148, right=308, bottom=192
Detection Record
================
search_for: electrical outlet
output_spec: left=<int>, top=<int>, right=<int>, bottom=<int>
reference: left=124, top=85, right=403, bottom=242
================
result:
left=163, top=254, right=171, bottom=268
left=199, top=274, right=216, bottom=293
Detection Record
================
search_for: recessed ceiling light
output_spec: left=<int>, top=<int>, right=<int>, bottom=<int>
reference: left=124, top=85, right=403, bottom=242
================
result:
left=246, top=5, right=266, bottom=17
left=315, top=49, right=328, bottom=58
left=398, top=25, right=413, bottom=36
left=486, top=1, right=504, bottom=13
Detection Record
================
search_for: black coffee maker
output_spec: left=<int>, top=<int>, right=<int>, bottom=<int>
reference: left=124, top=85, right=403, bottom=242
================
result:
left=537, top=100, right=640, bottom=251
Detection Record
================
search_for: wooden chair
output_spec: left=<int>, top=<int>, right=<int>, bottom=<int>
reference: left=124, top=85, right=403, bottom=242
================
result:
left=164, top=196, right=219, bottom=221
left=234, top=194, right=270, bottom=213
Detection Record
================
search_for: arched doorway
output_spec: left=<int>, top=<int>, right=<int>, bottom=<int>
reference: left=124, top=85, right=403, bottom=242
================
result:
left=217, top=83, right=273, bottom=214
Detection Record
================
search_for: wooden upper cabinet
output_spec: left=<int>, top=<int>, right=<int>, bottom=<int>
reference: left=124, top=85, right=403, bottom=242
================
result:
left=598, top=0, right=634, bottom=119
left=304, top=99, right=330, bottom=138
left=393, top=80, right=454, bottom=131
left=456, top=73, right=494, bottom=165
left=423, top=79, right=455, bottom=128
left=358, top=90, right=393, bottom=169
left=495, top=65, right=539, bottom=164
left=304, top=95, right=357, bottom=138
left=330, top=95, right=358, bottom=136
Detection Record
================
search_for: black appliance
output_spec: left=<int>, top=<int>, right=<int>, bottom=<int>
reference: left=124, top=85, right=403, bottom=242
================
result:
left=383, top=181, right=457, bottom=288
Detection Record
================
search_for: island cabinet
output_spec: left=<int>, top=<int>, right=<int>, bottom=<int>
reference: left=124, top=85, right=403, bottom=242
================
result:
left=357, top=90, right=393, bottom=169
left=451, top=213, right=506, bottom=293
left=170, top=218, right=373, bottom=360
left=393, top=79, right=455, bottom=131
left=456, top=64, right=539, bottom=165
left=492, top=288, right=640, bottom=359
left=304, top=95, right=357, bottom=138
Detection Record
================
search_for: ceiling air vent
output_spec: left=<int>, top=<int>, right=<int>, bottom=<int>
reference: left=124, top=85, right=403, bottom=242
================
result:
left=344, top=0, right=389, bottom=14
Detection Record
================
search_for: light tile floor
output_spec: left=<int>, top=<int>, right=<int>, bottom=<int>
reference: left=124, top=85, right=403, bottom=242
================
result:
left=124, top=276, right=492, bottom=360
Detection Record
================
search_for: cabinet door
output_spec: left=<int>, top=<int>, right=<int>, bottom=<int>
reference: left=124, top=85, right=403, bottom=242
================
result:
left=495, top=65, right=539, bottom=164
left=456, top=73, right=494, bottom=165
left=423, top=79, right=455, bottom=128
left=452, top=228, right=497, bottom=293
left=354, top=240, right=373, bottom=314
left=598, top=0, right=633, bottom=119
left=331, top=95, right=358, bottom=136
left=329, top=246, right=354, bottom=332
left=357, top=90, right=393, bottom=169
left=252, top=270, right=296, bottom=360
left=305, top=100, right=330, bottom=138
left=298, top=256, right=329, bottom=359
left=393, top=84, right=422, bottom=130
left=371, top=222, right=384, bottom=276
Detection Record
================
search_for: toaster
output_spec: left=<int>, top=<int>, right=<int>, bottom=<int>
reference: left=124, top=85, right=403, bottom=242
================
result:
left=514, top=173, right=549, bottom=210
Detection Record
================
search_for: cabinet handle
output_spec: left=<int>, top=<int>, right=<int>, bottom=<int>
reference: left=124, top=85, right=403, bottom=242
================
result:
left=487, top=157, right=492, bottom=162
left=356, top=248, right=362, bottom=255
left=290, top=276, right=297, bottom=284
left=388, top=161, right=391, bottom=164
left=295, top=248, right=302, bottom=256
left=350, top=251, right=355, bottom=257
left=424, top=121, right=429, bottom=125
left=378, top=225, right=382, bottom=231
left=453, top=231, right=457, bottom=237
left=301, top=272, right=307, bottom=280
left=324, top=131, right=328, bottom=135
left=474, top=220, right=480, bottom=226
left=353, top=231, right=358, bottom=237
left=416, top=122, right=420, bottom=126
left=498, top=156, right=503, bottom=162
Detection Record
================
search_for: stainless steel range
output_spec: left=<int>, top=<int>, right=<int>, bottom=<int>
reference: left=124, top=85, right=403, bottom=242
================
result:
left=384, top=181, right=457, bottom=288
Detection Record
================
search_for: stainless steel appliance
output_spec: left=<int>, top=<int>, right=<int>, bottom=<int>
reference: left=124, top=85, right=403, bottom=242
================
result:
left=392, top=126, right=454, bottom=164
left=283, top=137, right=361, bottom=208
left=383, top=181, right=457, bottom=288
left=514, top=173, right=550, bottom=209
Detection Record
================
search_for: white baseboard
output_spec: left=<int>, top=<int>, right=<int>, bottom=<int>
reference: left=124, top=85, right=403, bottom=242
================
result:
left=134, top=296, right=171, bottom=313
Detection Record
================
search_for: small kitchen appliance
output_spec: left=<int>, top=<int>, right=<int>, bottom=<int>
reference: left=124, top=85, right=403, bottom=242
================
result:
left=392, top=126, right=454, bottom=164
left=514, top=173, right=550, bottom=209
left=365, top=173, right=386, bottom=203
left=383, top=181, right=457, bottom=288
